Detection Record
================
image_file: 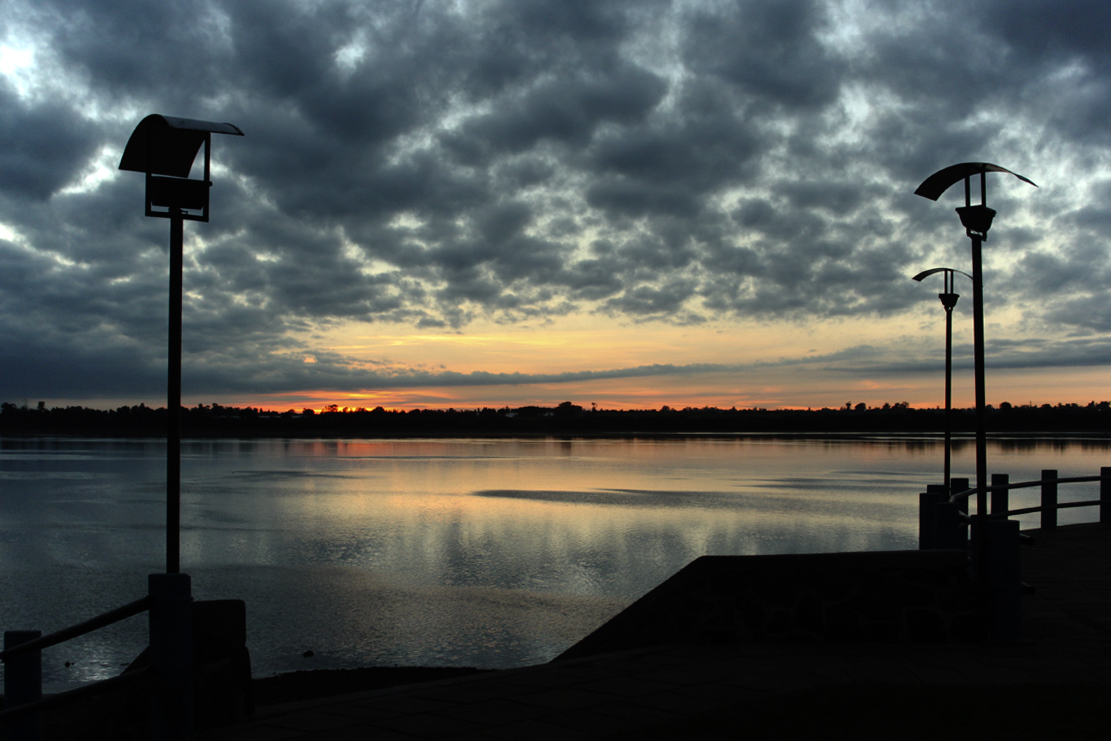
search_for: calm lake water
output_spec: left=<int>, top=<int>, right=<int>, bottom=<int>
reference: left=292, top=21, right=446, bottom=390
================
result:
left=1, top=434, right=1107, bottom=691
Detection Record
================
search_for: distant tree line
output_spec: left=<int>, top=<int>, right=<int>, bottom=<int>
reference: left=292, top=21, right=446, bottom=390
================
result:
left=2, top=399, right=1111, bottom=436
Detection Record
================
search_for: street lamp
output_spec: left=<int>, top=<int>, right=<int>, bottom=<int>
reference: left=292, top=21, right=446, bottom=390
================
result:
left=912, top=267, right=971, bottom=489
left=914, top=163, right=1036, bottom=618
left=119, top=115, right=244, bottom=574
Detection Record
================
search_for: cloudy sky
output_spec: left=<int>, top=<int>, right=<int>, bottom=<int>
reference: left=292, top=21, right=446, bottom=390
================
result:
left=1, top=0, right=1109, bottom=412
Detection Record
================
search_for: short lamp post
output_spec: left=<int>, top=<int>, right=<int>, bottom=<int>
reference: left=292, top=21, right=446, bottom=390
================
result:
left=912, top=267, right=971, bottom=489
left=119, top=115, right=243, bottom=575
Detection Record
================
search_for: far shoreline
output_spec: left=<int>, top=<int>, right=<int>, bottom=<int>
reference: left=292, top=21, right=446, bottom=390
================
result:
left=4, top=399, right=1111, bottom=438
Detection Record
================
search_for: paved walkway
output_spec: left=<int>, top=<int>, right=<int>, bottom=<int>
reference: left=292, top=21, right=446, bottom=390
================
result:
left=195, top=522, right=1110, bottom=740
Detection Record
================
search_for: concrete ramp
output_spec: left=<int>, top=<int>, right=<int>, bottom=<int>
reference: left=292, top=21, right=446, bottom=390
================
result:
left=557, top=549, right=976, bottom=661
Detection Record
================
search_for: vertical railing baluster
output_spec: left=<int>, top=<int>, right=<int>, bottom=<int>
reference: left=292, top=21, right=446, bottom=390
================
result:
left=1041, top=469, right=1057, bottom=530
left=991, top=473, right=1009, bottom=517
left=1101, top=467, right=1110, bottom=525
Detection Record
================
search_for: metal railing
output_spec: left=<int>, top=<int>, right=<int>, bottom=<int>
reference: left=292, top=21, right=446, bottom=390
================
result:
left=948, top=467, right=1110, bottom=529
left=1, top=573, right=194, bottom=741
left=1, top=597, right=152, bottom=723
left=918, top=466, right=1109, bottom=643
left=920, top=466, right=1110, bottom=552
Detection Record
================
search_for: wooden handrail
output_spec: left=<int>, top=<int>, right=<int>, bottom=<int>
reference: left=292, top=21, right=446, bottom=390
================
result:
left=0, top=596, right=151, bottom=662
left=1002, top=499, right=1101, bottom=517
left=943, top=469, right=1108, bottom=526
left=949, top=473, right=1105, bottom=504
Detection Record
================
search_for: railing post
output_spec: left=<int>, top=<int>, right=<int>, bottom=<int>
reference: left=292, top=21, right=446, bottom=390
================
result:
left=991, top=473, right=1009, bottom=517
left=919, top=484, right=948, bottom=549
left=149, top=573, right=194, bottom=740
left=969, top=517, right=1022, bottom=642
left=1041, top=469, right=1057, bottom=530
left=1101, top=467, right=1110, bottom=524
left=3, top=630, right=43, bottom=741
left=987, top=519, right=1022, bottom=642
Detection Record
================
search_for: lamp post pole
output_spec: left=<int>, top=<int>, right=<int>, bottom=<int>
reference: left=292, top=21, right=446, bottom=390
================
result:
left=954, top=173, right=998, bottom=567
left=969, top=221, right=988, bottom=539
left=912, top=267, right=968, bottom=489
left=167, top=209, right=184, bottom=574
left=943, top=281, right=957, bottom=487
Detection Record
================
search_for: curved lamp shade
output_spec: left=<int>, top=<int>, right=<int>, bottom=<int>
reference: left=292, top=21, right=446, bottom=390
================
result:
left=119, top=115, right=243, bottom=177
left=912, top=267, right=972, bottom=282
left=119, top=114, right=244, bottom=221
left=914, top=162, right=1037, bottom=202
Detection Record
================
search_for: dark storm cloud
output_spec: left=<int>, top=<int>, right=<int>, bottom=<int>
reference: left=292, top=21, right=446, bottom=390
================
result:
left=1, top=0, right=1110, bottom=401
left=682, top=0, right=845, bottom=111
left=0, top=87, right=100, bottom=200
left=444, top=65, right=668, bottom=161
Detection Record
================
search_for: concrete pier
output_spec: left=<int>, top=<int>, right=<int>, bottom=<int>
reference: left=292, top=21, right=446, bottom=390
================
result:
left=193, top=522, right=1109, bottom=740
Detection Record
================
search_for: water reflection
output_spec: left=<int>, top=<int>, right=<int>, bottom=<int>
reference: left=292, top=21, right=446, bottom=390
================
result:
left=1, top=435, right=1107, bottom=689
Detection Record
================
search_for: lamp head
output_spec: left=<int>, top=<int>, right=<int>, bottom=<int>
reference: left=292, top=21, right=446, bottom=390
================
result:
left=120, top=115, right=243, bottom=222
left=956, top=205, right=996, bottom=239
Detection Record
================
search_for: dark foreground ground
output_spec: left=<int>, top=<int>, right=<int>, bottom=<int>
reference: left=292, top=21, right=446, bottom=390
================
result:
left=201, top=522, right=1106, bottom=740
left=605, top=682, right=1106, bottom=740
left=248, top=672, right=1105, bottom=740
left=251, top=666, right=492, bottom=707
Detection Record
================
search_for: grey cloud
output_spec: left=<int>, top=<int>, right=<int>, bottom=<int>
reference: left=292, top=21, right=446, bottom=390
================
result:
left=1044, top=299, right=1111, bottom=334
left=986, top=0, right=1111, bottom=144
left=477, top=201, right=533, bottom=246
left=601, top=279, right=698, bottom=317
left=557, top=261, right=624, bottom=301
left=1013, top=248, right=1101, bottom=296
left=774, top=181, right=870, bottom=217
left=585, top=87, right=764, bottom=213
left=585, top=179, right=701, bottom=219
left=989, top=0, right=1111, bottom=60
left=681, top=0, right=845, bottom=111
left=0, top=89, right=100, bottom=200
left=46, top=0, right=232, bottom=101
left=494, top=157, right=557, bottom=190
left=443, top=65, right=667, bottom=164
